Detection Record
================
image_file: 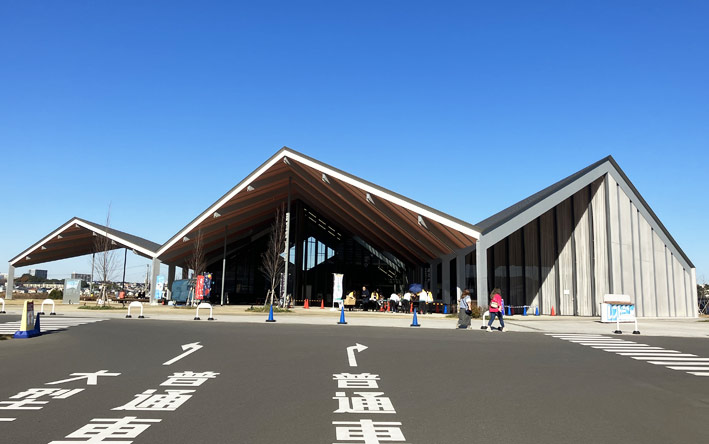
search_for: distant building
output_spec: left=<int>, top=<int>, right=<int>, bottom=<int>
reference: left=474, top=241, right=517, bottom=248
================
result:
left=71, top=273, right=91, bottom=281
left=29, top=269, right=48, bottom=279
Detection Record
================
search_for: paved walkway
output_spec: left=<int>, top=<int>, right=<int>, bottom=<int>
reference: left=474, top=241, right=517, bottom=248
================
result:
left=1, top=299, right=707, bottom=338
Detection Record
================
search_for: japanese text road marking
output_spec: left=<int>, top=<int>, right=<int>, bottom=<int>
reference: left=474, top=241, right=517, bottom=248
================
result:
left=46, top=370, right=121, bottom=386
left=347, top=343, right=368, bottom=367
left=162, top=342, right=203, bottom=366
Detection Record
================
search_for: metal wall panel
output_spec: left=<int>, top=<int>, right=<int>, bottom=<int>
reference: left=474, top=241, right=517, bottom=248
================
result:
left=630, top=203, right=643, bottom=315
left=573, top=190, right=593, bottom=316
left=607, top=175, right=623, bottom=294
left=556, top=199, right=575, bottom=315
left=652, top=230, right=670, bottom=317
left=508, top=230, right=524, bottom=307
left=539, top=209, right=557, bottom=314
left=637, top=213, right=657, bottom=317
left=673, top=258, right=687, bottom=317
left=591, top=177, right=609, bottom=307
left=618, top=188, right=635, bottom=299
left=523, top=220, right=540, bottom=310
left=492, top=240, right=508, bottom=300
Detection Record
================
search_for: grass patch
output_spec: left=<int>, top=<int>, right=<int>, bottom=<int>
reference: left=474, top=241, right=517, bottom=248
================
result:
left=246, top=306, right=292, bottom=313
left=78, top=305, right=126, bottom=310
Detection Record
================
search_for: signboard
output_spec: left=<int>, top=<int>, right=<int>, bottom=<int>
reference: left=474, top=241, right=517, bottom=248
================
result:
left=63, top=279, right=81, bottom=304
left=601, top=303, right=636, bottom=323
left=195, top=275, right=205, bottom=300
left=332, top=273, right=344, bottom=309
left=21, top=300, right=35, bottom=331
left=155, top=275, right=165, bottom=300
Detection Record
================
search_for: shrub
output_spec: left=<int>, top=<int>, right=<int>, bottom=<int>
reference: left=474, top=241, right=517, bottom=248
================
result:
left=49, top=289, right=63, bottom=300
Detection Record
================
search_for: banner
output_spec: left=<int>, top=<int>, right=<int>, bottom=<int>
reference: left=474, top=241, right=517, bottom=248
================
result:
left=195, top=275, right=205, bottom=300
left=203, top=273, right=212, bottom=297
left=332, top=273, right=344, bottom=309
left=155, top=275, right=165, bottom=300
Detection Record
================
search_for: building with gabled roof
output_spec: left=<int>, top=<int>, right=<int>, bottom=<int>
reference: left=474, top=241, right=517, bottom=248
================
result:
left=5, top=148, right=697, bottom=317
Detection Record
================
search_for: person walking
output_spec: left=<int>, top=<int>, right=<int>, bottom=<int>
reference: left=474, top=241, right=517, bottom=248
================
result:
left=487, top=288, right=506, bottom=332
left=457, top=289, right=472, bottom=329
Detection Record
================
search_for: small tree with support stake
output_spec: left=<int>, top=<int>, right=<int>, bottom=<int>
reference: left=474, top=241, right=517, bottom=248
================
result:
left=260, top=204, right=286, bottom=307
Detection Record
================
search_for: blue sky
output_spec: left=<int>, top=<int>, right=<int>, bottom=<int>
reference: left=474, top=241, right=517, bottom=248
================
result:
left=1, top=1, right=707, bottom=284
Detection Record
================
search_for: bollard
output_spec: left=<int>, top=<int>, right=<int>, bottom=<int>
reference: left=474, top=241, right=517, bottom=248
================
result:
left=40, top=298, right=56, bottom=316
left=506, top=305, right=511, bottom=316
left=126, top=301, right=144, bottom=318
left=443, top=304, right=448, bottom=314
left=195, top=302, right=215, bottom=321
left=480, top=310, right=490, bottom=329
left=0, top=297, right=5, bottom=314
left=632, top=318, right=640, bottom=335
left=613, top=315, right=622, bottom=334
left=523, top=306, right=528, bottom=316
left=535, top=306, right=539, bottom=316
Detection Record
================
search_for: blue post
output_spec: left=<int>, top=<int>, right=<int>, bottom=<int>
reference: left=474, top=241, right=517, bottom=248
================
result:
left=535, top=306, right=539, bottom=316
left=523, top=306, right=528, bottom=316
left=266, top=305, right=276, bottom=322
left=443, top=304, right=448, bottom=314
left=410, top=309, right=420, bottom=327
left=506, top=305, right=511, bottom=316
left=338, top=304, right=347, bottom=325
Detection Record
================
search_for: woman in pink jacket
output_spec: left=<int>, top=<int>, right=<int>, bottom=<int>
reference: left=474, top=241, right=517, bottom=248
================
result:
left=487, top=288, right=506, bottom=332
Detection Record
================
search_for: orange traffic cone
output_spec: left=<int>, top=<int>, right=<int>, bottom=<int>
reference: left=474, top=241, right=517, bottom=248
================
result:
left=304, top=299, right=309, bottom=309
left=379, top=304, right=384, bottom=312
left=409, top=303, right=413, bottom=313
left=386, top=303, right=390, bottom=312
left=550, top=306, right=556, bottom=316
left=320, top=299, right=325, bottom=309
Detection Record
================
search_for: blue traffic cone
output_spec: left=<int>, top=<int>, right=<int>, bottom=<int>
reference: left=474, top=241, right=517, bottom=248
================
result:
left=410, top=309, right=420, bottom=327
left=266, top=305, right=276, bottom=323
left=506, top=306, right=511, bottom=316
left=338, top=304, right=347, bottom=325
left=535, top=306, right=539, bottom=316
left=523, top=306, right=528, bottom=316
left=443, top=304, right=448, bottom=314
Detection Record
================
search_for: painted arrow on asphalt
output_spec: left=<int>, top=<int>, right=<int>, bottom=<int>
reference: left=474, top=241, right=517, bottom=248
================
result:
left=347, top=343, right=368, bottom=367
left=163, top=342, right=203, bottom=366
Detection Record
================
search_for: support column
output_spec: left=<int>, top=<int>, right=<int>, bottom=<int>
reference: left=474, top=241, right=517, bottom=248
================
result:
left=180, top=267, right=187, bottom=280
left=476, top=241, right=488, bottom=308
left=6, top=265, right=14, bottom=300
left=456, top=252, right=465, bottom=302
left=430, top=260, right=439, bottom=300
left=220, top=226, right=227, bottom=306
left=150, top=257, right=161, bottom=305
left=167, top=265, right=176, bottom=299
left=441, top=257, right=451, bottom=306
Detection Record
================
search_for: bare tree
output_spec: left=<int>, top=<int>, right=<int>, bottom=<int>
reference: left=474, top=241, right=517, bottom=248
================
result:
left=93, top=205, right=118, bottom=303
left=260, top=204, right=286, bottom=306
left=185, top=228, right=206, bottom=278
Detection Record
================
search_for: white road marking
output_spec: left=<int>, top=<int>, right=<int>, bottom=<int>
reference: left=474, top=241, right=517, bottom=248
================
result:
left=347, top=343, right=368, bottom=367
left=0, top=418, right=16, bottom=421
left=551, top=334, right=709, bottom=377
left=163, top=342, right=203, bottom=366
left=0, top=318, right=106, bottom=334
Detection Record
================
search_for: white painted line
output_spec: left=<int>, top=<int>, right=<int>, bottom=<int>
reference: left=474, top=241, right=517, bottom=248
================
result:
left=591, top=345, right=652, bottom=349
left=687, top=372, right=709, bottom=376
left=603, top=348, right=672, bottom=351
left=578, top=342, right=638, bottom=345
left=163, top=342, right=203, bottom=366
left=647, top=361, right=709, bottom=365
left=0, top=418, right=16, bottom=421
left=614, top=352, right=687, bottom=356
left=666, top=366, right=709, bottom=371
left=631, top=356, right=706, bottom=361
left=347, top=343, right=368, bottom=367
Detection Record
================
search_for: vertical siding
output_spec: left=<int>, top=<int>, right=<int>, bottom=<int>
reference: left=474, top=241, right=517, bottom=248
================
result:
left=653, top=230, right=669, bottom=316
left=672, top=259, right=687, bottom=317
left=557, top=199, right=575, bottom=315
left=684, top=270, right=693, bottom=317
left=493, top=240, right=508, bottom=300
left=617, top=186, right=635, bottom=299
left=637, top=214, right=657, bottom=317
left=539, top=210, right=557, bottom=314
left=591, top=177, right=609, bottom=307
left=573, top=190, right=593, bottom=316
left=630, top=204, right=643, bottom=315
left=508, top=230, right=524, bottom=307
left=524, top=220, right=540, bottom=310
left=607, top=175, right=623, bottom=294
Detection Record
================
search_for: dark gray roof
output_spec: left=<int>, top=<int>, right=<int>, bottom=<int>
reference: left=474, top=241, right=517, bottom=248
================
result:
left=476, top=156, right=694, bottom=268
left=75, top=218, right=161, bottom=253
